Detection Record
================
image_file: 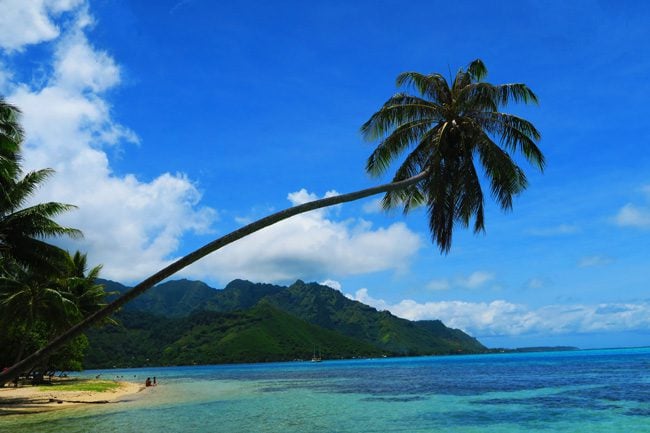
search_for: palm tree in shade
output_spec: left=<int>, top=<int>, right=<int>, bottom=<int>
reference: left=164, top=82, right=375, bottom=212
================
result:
left=0, top=261, right=76, bottom=364
left=0, top=251, right=109, bottom=368
left=0, top=60, right=544, bottom=385
left=60, top=251, right=109, bottom=320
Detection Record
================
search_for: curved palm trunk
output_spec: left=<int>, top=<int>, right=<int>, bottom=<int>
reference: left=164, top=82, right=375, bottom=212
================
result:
left=0, top=171, right=427, bottom=386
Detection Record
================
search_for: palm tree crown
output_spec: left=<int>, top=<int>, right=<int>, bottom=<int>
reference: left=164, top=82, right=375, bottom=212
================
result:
left=361, top=59, right=544, bottom=252
left=0, top=98, right=81, bottom=272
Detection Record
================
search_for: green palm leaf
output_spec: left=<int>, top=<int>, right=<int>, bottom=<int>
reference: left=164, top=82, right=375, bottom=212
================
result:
left=362, top=59, right=544, bottom=252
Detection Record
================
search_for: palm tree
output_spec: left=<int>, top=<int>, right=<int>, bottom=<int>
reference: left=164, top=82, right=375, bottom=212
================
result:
left=362, top=59, right=544, bottom=251
left=0, top=98, right=82, bottom=274
left=0, top=261, right=76, bottom=363
left=59, top=251, right=109, bottom=320
left=0, top=251, right=108, bottom=369
left=0, top=99, right=23, bottom=186
left=1, top=98, right=85, bottom=376
left=0, top=60, right=544, bottom=385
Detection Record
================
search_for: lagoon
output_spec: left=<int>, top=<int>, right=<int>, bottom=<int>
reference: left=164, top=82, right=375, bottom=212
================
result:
left=2, top=347, right=650, bottom=432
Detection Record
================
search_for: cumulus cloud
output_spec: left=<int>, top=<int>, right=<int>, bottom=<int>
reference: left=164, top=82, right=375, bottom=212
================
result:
left=0, top=0, right=84, bottom=51
left=349, top=288, right=650, bottom=338
left=0, top=4, right=425, bottom=285
left=320, top=279, right=342, bottom=291
left=362, top=197, right=384, bottom=214
left=2, top=3, right=217, bottom=282
left=183, top=189, right=422, bottom=283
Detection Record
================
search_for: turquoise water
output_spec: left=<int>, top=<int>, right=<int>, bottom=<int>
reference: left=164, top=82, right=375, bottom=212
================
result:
left=2, top=347, right=650, bottom=432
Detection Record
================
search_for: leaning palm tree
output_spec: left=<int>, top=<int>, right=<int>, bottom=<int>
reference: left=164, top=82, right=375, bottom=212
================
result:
left=0, top=59, right=544, bottom=385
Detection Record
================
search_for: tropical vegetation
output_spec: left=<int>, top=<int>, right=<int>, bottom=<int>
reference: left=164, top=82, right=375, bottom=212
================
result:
left=0, top=60, right=544, bottom=385
left=0, top=98, right=109, bottom=378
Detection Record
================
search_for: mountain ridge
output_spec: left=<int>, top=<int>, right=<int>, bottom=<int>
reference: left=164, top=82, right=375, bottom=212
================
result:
left=86, top=278, right=486, bottom=368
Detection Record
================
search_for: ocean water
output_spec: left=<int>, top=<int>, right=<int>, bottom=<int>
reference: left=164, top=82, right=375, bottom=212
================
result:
left=2, top=347, right=650, bottom=432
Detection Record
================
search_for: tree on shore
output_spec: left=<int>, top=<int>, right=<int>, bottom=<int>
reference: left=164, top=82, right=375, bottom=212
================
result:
left=0, top=100, right=82, bottom=274
left=0, top=60, right=544, bottom=385
left=0, top=99, right=104, bottom=376
left=0, top=250, right=110, bottom=372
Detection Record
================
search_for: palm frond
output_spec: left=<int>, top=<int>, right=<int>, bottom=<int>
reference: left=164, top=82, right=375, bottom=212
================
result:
left=472, top=112, right=544, bottom=170
left=0, top=169, right=54, bottom=211
left=361, top=94, right=443, bottom=141
left=476, top=132, right=528, bottom=210
left=466, top=59, right=488, bottom=81
left=395, top=72, right=451, bottom=104
left=366, top=120, right=438, bottom=176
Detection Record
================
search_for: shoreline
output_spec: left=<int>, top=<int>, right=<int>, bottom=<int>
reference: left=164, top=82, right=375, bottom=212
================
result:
left=0, top=378, right=145, bottom=416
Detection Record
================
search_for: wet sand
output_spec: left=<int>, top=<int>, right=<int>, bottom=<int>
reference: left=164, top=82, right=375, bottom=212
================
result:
left=0, top=379, right=145, bottom=416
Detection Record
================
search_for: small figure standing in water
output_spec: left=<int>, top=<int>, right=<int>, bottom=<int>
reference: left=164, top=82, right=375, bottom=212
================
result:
left=153, top=377, right=157, bottom=386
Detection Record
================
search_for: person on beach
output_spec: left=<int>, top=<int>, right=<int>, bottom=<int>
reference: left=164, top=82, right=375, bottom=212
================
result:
left=153, top=377, right=157, bottom=386
left=145, top=377, right=152, bottom=387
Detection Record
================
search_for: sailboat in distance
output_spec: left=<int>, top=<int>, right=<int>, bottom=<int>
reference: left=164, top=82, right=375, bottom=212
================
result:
left=311, top=344, right=322, bottom=362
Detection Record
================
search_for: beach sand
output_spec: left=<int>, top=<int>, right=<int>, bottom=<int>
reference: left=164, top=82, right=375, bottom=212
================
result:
left=0, top=379, right=145, bottom=415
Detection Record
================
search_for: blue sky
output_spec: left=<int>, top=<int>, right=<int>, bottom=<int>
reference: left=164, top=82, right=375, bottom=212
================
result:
left=1, top=0, right=649, bottom=349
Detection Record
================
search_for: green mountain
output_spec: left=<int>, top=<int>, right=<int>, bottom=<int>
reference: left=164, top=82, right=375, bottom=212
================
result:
left=84, top=303, right=384, bottom=368
left=100, top=278, right=218, bottom=317
left=263, top=280, right=485, bottom=355
left=86, top=278, right=485, bottom=368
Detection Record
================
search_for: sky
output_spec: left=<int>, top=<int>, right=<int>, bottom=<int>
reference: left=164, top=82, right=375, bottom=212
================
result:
left=1, top=0, right=649, bottom=349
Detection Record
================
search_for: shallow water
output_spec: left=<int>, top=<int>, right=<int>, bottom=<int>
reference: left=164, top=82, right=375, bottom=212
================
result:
left=2, top=348, right=650, bottom=432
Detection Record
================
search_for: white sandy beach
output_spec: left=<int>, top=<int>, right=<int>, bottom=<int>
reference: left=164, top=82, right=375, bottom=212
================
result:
left=0, top=379, right=145, bottom=415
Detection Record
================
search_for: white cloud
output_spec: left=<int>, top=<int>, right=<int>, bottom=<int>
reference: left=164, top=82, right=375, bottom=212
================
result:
left=320, top=279, right=342, bottom=291
left=2, top=4, right=217, bottom=282
left=0, top=64, right=11, bottom=92
left=642, top=185, right=650, bottom=195
left=526, top=278, right=545, bottom=290
left=288, top=188, right=339, bottom=206
left=53, top=32, right=120, bottom=93
left=1, top=4, right=424, bottom=285
left=184, top=190, right=422, bottom=283
left=528, top=223, right=579, bottom=236
left=426, top=278, right=450, bottom=291
left=615, top=203, right=650, bottom=228
left=457, top=271, right=494, bottom=289
left=578, top=255, right=613, bottom=268
left=614, top=185, right=650, bottom=228
left=0, top=0, right=84, bottom=52
left=423, top=271, right=494, bottom=292
left=362, top=197, right=383, bottom=214
left=349, top=288, right=650, bottom=338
